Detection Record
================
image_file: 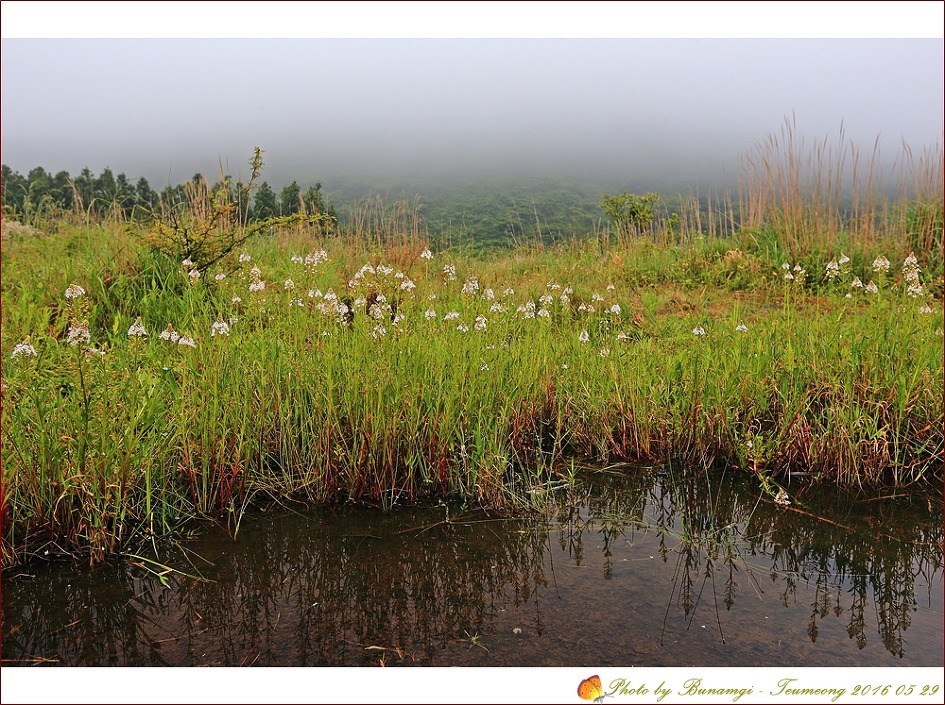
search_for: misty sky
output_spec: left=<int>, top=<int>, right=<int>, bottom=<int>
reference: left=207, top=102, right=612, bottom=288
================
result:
left=2, top=6, right=943, bottom=190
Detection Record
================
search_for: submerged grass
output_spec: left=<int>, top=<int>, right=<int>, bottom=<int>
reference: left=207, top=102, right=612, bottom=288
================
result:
left=2, top=205, right=943, bottom=565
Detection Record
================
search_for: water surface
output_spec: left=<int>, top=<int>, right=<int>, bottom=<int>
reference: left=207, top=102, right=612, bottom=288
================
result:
left=3, top=467, right=942, bottom=666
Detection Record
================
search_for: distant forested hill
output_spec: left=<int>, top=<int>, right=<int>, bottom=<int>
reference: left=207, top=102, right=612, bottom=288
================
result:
left=323, top=175, right=707, bottom=248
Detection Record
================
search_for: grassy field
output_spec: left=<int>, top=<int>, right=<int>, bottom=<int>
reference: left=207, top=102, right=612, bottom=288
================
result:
left=2, top=134, right=942, bottom=565
left=2, top=215, right=942, bottom=565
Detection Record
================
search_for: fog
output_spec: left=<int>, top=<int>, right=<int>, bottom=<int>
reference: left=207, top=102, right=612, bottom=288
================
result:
left=2, top=32, right=942, bottom=191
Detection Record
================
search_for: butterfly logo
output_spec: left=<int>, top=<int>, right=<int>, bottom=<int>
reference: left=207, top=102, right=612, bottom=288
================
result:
left=577, top=674, right=609, bottom=703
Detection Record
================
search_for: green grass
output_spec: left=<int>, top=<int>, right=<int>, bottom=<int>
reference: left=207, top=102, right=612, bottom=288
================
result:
left=1, top=217, right=942, bottom=566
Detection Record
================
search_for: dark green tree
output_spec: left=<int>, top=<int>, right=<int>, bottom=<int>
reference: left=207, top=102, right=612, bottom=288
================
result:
left=73, top=167, right=95, bottom=212
left=253, top=181, right=277, bottom=221
left=302, top=182, right=336, bottom=219
left=159, top=183, right=187, bottom=211
left=115, top=172, right=136, bottom=216
left=600, top=192, right=661, bottom=238
left=25, top=167, right=53, bottom=214
left=280, top=180, right=301, bottom=216
left=94, top=167, right=118, bottom=207
left=1, top=164, right=28, bottom=214
left=50, top=170, right=74, bottom=210
left=135, top=177, right=156, bottom=211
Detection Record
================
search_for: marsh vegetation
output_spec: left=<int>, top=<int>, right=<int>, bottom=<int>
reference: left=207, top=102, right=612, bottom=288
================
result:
left=1, top=129, right=942, bottom=565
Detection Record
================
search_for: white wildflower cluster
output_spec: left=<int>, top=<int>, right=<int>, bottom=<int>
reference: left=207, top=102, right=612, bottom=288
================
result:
left=461, top=277, right=480, bottom=295
left=11, top=340, right=37, bottom=359
left=315, top=290, right=349, bottom=323
left=127, top=318, right=148, bottom=338
left=502, top=287, right=515, bottom=298
left=864, top=281, right=879, bottom=294
left=609, top=304, right=621, bottom=316
left=181, top=257, right=201, bottom=282
left=918, top=304, right=934, bottom=315
left=871, top=256, right=890, bottom=274
left=159, top=324, right=181, bottom=343
left=489, top=302, right=506, bottom=314
left=456, top=323, right=470, bottom=333
left=692, top=326, right=706, bottom=336
left=906, top=280, right=924, bottom=298
left=304, top=249, right=328, bottom=271
left=599, top=348, right=610, bottom=358
left=902, top=252, right=923, bottom=298
left=735, top=323, right=748, bottom=333
left=517, top=300, right=536, bottom=319
left=350, top=262, right=399, bottom=292
left=424, top=308, right=437, bottom=320
left=248, top=265, right=265, bottom=293
left=479, top=360, right=489, bottom=371
left=238, top=252, right=252, bottom=263
left=350, top=264, right=375, bottom=287
left=851, top=277, right=863, bottom=289
left=577, top=302, right=596, bottom=314
left=824, top=253, right=851, bottom=283
left=284, top=279, right=295, bottom=290
left=444, top=310, right=460, bottom=321
left=367, top=294, right=389, bottom=321
left=578, top=330, right=590, bottom=344
left=65, top=283, right=86, bottom=300
left=474, top=315, right=488, bottom=331
left=215, top=272, right=226, bottom=282
left=400, top=277, right=416, bottom=291
left=211, top=318, right=231, bottom=337
left=159, top=324, right=196, bottom=348
left=781, top=262, right=806, bottom=283
left=67, top=323, right=91, bottom=347
left=420, top=248, right=433, bottom=260
left=443, top=263, right=457, bottom=282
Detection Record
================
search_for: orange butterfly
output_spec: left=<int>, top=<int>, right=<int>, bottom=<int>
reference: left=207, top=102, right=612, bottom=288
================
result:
left=577, top=675, right=607, bottom=703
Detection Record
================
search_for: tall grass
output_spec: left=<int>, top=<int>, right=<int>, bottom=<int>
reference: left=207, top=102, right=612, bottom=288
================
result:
left=2, top=135, right=943, bottom=565
left=738, top=115, right=944, bottom=269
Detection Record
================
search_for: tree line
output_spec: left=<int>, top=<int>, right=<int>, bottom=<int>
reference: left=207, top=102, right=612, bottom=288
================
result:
left=0, top=164, right=335, bottom=224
